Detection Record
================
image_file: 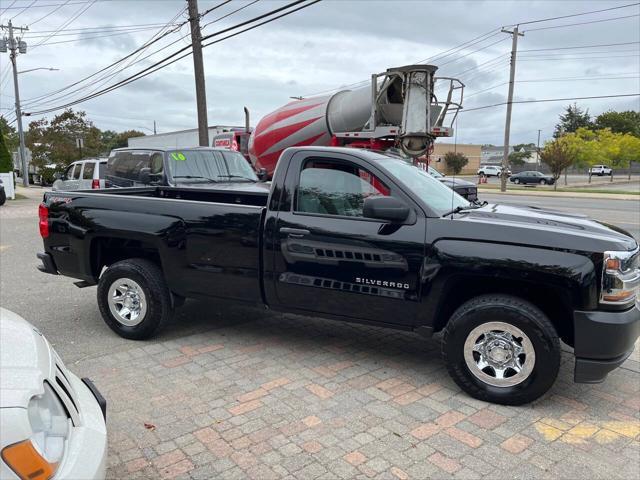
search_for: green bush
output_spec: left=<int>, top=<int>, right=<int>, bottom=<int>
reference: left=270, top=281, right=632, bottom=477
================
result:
left=39, top=165, right=63, bottom=186
left=0, top=128, right=13, bottom=173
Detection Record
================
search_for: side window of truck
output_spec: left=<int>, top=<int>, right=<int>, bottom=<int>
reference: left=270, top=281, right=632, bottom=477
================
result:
left=64, top=164, right=76, bottom=180
left=296, top=159, right=389, bottom=217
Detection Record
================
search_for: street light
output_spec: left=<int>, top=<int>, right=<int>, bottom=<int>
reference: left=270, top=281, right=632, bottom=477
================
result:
left=137, top=121, right=157, bottom=135
left=17, top=67, right=59, bottom=74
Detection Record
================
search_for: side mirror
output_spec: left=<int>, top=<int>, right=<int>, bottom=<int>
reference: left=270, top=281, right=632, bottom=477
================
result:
left=257, top=168, right=268, bottom=181
left=138, top=167, right=151, bottom=184
left=363, top=196, right=410, bottom=223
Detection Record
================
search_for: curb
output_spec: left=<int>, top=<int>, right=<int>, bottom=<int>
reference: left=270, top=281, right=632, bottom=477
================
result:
left=478, top=188, right=639, bottom=201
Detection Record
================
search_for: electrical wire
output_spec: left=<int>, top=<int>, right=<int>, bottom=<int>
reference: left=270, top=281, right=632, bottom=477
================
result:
left=519, top=49, right=640, bottom=57
left=524, top=13, right=640, bottom=32
left=202, top=0, right=260, bottom=29
left=2, top=1, right=89, bottom=10
left=519, top=41, right=640, bottom=52
left=518, top=54, right=640, bottom=61
left=27, top=0, right=71, bottom=27
left=23, top=7, right=187, bottom=109
left=199, top=0, right=233, bottom=18
left=29, top=25, right=175, bottom=46
left=24, top=0, right=322, bottom=115
left=0, top=1, right=18, bottom=16
left=31, top=0, right=97, bottom=49
left=10, top=0, right=36, bottom=20
left=461, top=93, right=640, bottom=113
left=512, top=2, right=639, bottom=26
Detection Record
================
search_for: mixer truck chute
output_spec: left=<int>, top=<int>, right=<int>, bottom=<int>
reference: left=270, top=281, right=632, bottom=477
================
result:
left=248, top=64, right=464, bottom=176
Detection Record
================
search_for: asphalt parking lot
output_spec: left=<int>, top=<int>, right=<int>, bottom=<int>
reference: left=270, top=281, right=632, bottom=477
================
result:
left=1, top=188, right=639, bottom=479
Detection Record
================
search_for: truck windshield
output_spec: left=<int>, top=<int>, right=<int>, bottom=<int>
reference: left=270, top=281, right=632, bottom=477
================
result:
left=167, top=150, right=258, bottom=183
left=381, top=159, right=470, bottom=215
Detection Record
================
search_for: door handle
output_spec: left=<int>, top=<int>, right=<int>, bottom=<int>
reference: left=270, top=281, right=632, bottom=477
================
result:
left=280, top=227, right=310, bottom=238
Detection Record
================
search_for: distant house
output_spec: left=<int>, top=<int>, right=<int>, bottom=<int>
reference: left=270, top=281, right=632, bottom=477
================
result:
left=481, top=145, right=512, bottom=165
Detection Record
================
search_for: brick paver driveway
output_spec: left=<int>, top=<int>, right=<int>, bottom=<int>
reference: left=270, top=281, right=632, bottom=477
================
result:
left=83, top=303, right=640, bottom=479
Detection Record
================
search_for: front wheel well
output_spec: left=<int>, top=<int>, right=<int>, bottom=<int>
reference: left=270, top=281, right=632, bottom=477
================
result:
left=432, top=276, right=574, bottom=346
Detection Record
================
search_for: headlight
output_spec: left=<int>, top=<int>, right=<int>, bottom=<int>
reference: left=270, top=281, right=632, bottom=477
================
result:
left=1, top=383, right=69, bottom=480
left=601, top=249, right=640, bottom=305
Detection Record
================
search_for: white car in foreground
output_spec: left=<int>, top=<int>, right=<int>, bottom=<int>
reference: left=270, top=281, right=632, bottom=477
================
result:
left=0, top=308, right=107, bottom=480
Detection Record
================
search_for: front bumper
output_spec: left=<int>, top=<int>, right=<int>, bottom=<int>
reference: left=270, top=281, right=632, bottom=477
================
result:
left=573, top=304, right=640, bottom=383
left=57, top=373, right=108, bottom=479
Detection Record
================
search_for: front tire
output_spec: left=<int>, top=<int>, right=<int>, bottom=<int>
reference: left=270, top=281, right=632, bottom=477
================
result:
left=540, top=179, right=547, bottom=185
left=97, top=258, right=172, bottom=340
left=514, top=178, right=520, bottom=184
left=442, top=294, right=560, bottom=405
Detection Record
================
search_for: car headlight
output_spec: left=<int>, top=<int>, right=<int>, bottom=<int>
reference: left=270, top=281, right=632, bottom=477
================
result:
left=601, top=249, right=640, bottom=305
left=1, top=382, right=69, bottom=480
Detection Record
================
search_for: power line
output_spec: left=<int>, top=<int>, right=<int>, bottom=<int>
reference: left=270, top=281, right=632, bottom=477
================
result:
left=202, top=0, right=260, bottom=29
left=25, top=0, right=322, bottom=116
left=20, top=8, right=189, bottom=106
left=519, top=54, right=640, bottom=61
left=31, top=0, right=97, bottom=49
left=27, top=23, right=179, bottom=36
left=464, top=75, right=639, bottom=97
left=23, top=7, right=187, bottom=109
left=10, top=0, right=36, bottom=20
left=0, top=1, right=18, bottom=16
left=28, top=25, right=174, bottom=45
left=519, top=49, right=639, bottom=57
left=199, top=0, right=233, bottom=18
left=27, top=0, right=71, bottom=27
left=461, top=93, right=640, bottom=113
left=519, top=41, right=640, bottom=52
left=524, top=13, right=640, bottom=32
left=513, top=2, right=640, bottom=26
left=1, top=1, right=89, bottom=10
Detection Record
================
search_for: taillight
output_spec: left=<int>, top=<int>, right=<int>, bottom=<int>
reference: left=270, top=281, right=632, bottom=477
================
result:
left=92, top=179, right=100, bottom=189
left=38, top=203, right=50, bottom=238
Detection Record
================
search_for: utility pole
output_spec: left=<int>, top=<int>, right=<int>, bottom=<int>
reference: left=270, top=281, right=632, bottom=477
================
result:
left=153, top=120, right=157, bottom=135
left=536, top=129, right=541, bottom=172
left=187, top=0, right=209, bottom=146
left=500, top=25, right=524, bottom=192
left=1, top=20, right=29, bottom=187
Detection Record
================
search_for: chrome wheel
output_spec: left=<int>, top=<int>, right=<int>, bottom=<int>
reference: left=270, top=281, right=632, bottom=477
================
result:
left=107, top=278, right=147, bottom=326
left=463, top=321, right=535, bottom=387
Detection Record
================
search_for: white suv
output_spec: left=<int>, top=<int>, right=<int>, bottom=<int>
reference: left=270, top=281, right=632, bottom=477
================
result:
left=589, top=165, right=612, bottom=176
left=477, top=165, right=511, bottom=177
left=52, top=159, right=109, bottom=191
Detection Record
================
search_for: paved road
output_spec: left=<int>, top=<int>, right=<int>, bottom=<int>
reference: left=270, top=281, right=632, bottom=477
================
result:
left=481, top=193, right=640, bottom=239
left=1, top=191, right=639, bottom=479
left=459, top=173, right=640, bottom=189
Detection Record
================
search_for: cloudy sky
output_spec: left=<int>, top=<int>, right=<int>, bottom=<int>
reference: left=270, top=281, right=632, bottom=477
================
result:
left=1, top=0, right=638, bottom=146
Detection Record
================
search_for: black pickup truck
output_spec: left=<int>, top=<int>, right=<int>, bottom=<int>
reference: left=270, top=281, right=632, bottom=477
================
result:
left=37, top=146, right=639, bottom=405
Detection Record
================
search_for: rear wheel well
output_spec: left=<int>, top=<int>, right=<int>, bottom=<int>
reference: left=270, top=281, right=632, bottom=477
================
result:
left=432, top=276, right=574, bottom=346
left=90, top=237, right=161, bottom=279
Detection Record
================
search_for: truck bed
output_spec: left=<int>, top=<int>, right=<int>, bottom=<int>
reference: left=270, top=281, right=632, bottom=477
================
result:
left=43, top=185, right=269, bottom=303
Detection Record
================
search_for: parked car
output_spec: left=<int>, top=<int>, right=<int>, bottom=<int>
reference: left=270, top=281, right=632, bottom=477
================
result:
left=427, top=166, right=478, bottom=202
left=477, top=165, right=511, bottom=177
left=0, top=178, right=5, bottom=206
left=52, top=158, right=109, bottom=191
left=589, top=165, right=613, bottom=176
left=509, top=171, right=555, bottom=185
left=105, top=147, right=264, bottom=188
left=0, top=307, right=107, bottom=479
left=37, top=146, right=639, bottom=406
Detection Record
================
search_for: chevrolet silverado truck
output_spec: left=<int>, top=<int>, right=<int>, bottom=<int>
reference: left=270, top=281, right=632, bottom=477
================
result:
left=37, top=146, right=639, bottom=405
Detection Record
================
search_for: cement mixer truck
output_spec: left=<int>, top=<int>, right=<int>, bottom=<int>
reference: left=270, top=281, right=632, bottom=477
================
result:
left=248, top=64, right=464, bottom=177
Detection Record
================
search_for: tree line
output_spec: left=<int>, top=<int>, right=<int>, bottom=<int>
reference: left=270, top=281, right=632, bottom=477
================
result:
left=0, top=109, right=145, bottom=172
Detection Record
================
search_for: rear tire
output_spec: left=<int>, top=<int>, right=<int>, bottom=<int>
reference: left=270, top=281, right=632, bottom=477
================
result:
left=442, top=294, right=560, bottom=405
left=97, top=258, right=172, bottom=340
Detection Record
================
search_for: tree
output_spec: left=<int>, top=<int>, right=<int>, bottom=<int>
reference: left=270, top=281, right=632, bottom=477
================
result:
left=540, top=138, right=574, bottom=190
left=25, top=109, right=102, bottom=168
left=508, top=150, right=532, bottom=166
left=554, top=103, right=592, bottom=138
left=0, top=117, right=18, bottom=153
left=593, top=110, right=640, bottom=137
left=0, top=125, right=13, bottom=173
left=444, top=151, right=469, bottom=175
left=99, top=129, right=144, bottom=154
